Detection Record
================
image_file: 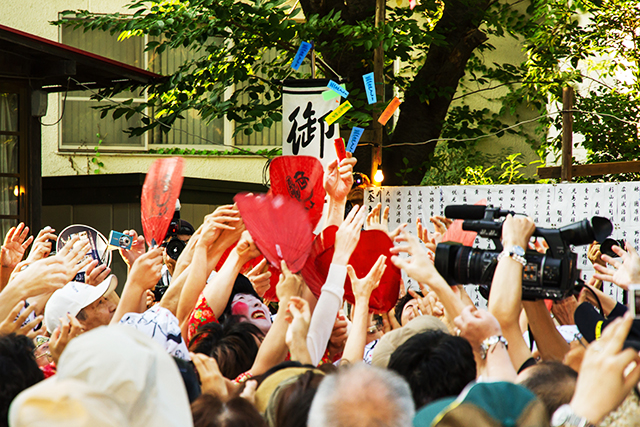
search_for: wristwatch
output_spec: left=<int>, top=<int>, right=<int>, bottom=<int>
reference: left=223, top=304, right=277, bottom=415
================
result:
left=497, top=245, right=527, bottom=267
left=479, top=335, right=508, bottom=360
left=551, top=404, right=597, bottom=427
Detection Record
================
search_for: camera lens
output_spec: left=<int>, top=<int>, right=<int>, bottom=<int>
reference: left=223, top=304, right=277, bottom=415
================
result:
left=165, top=238, right=186, bottom=260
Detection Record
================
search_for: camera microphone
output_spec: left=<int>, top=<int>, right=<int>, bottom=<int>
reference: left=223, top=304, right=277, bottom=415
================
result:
left=444, top=205, right=516, bottom=220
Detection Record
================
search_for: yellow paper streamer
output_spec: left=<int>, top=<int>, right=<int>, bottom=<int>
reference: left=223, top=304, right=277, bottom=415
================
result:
left=325, top=101, right=352, bottom=126
left=378, top=97, right=401, bottom=126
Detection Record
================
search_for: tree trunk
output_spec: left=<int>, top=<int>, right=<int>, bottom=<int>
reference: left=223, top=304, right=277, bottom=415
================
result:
left=298, top=0, right=492, bottom=186
left=385, top=0, right=491, bottom=185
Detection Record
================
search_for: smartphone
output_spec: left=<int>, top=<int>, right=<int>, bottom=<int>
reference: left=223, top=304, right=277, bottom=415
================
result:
left=628, top=284, right=640, bottom=319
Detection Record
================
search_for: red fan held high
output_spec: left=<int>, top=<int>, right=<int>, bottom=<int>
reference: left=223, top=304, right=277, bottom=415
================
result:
left=141, top=157, right=185, bottom=248
left=269, top=156, right=326, bottom=229
left=234, top=193, right=314, bottom=274
left=301, top=226, right=401, bottom=313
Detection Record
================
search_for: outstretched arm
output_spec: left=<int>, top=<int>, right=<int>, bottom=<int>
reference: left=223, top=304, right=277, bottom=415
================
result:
left=323, top=155, right=357, bottom=229
left=341, top=255, right=386, bottom=364
left=487, top=215, right=536, bottom=371
left=593, top=243, right=640, bottom=291
left=306, top=205, right=366, bottom=365
left=390, top=230, right=469, bottom=324
left=110, top=247, right=163, bottom=324
left=248, top=261, right=303, bottom=376
left=0, top=223, right=33, bottom=292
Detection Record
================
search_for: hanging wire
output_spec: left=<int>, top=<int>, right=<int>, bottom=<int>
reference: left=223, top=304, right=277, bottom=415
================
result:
left=67, top=77, right=640, bottom=165
left=40, top=77, right=70, bottom=126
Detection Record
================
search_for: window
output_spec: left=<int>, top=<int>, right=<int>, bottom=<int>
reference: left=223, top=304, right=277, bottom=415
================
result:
left=0, top=84, right=29, bottom=239
left=59, top=23, right=282, bottom=151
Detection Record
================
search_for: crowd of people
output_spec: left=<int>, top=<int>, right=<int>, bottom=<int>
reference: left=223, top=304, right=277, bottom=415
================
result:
left=1, top=153, right=640, bottom=427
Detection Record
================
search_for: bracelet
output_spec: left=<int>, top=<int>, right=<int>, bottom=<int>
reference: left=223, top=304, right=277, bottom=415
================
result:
left=480, top=335, right=508, bottom=360
left=497, top=245, right=527, bottom=267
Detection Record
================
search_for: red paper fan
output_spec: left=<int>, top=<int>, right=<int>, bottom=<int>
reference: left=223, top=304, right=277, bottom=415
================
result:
left=301, top=226, right=401, bottom=313
left=141, top=157, right=184, bottom=247
left=234, top=193, right=314, bottom=273
left=269, top=156, right=326, bottom=229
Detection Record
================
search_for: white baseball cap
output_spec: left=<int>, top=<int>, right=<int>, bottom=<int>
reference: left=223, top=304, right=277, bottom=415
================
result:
left=44, top=275, right=118, bottom=333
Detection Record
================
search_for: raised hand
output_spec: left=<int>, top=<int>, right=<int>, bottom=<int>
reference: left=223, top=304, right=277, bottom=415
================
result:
left=587, top=241, right=606, bottom=268
left=430, top=215, right=452, bottom=235
left=1, top=222, right=34, bottom=270
left=25, top=226, right=57, bottom=263
left=569, top=313, right=640, bottom=424
left=327, top=310, right=349, bottom=359
left=454, top=306, right=502, bottom=351
left=333, top=204, right=366, bottom=265
left=126, top=247, right=164, bottom=292
left=8, top=235, right=92, bottom=296
left=199, top=205, right=242, bottom=249
left=284, top=296, right=312, bottom=364
left=49, top=313, right=84, bottom=364
left=85, top=260, right=112, bottom=286
left=390, top=230, right=445, bottom=287
left=501, top=214, right=536, bottom=249
left=324, top=155, right=357, bottom=202
left=347, top=254, right=386, bottom=303
left=366, top=203, right=406, bottom=240
left=210, top=205, right=245, bottom=250
left=191, top=352, right=239, bottom=400
left=118, top=229, right=146, bottom=268
left=276, top=260, right=303, bottom=302
left=246, top=258, right=271, bottom=298
left=593, top=243, right=640, bottom=291
left=0, top=300, right=44, bottom=338
left=235, top=230, right=262, bottom=263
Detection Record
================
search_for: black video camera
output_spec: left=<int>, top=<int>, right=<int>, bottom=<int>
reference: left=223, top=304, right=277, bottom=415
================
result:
left=434, top=204, right=613, bottom=301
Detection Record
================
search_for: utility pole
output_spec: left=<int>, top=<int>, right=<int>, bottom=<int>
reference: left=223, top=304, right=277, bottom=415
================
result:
left=561, top=86, right=574, bottom=182
left=371, top=0, right=385, bottom=181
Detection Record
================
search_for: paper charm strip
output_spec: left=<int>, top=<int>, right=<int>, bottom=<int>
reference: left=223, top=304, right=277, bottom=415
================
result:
left=325, top=100, right=352, bottom=125
left=347, top=127, right=364, bottom=152
left=327, top=80, right=349, bottom=98
left=363, top=72, right=377, bottom=104
left=378, top=97, right=401, bottom=126
left=291, top=42, right=312, bottom=70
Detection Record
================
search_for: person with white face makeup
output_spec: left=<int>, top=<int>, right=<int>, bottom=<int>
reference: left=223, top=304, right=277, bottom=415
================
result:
left=231, top=293, right=272, bottom=335
left=221, top=273, right=273, bottom=335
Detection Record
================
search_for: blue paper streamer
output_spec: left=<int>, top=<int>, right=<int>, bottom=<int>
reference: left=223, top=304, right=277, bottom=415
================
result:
left=327, top=80, right=349, bottom=98
left=363, top=72, right=377, bottom=104
left=347, top=127, right=364, bottom=153
left=291, top=42, right=312, bottom=70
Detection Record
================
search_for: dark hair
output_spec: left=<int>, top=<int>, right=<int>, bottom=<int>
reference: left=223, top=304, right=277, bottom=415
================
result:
left=191, top=394, right=267, bottom=427
left=0, top=334, right=45, bottom=427
left=394, top=290, right=422, bottom=325
left=388, top=330, right=476, bottom=409
left=221, top=274, right=261, bottom=320
left=178, top=220, right=195, bottom=236
left=189, top=317, right=263, bottom=380
left=275, top=370, right=325, bottom=427
left=519, top=361, right=578, bottom=420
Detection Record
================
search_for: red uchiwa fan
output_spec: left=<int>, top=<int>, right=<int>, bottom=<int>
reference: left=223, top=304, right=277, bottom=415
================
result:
left=234, top=193, right=314, bottom=274
left=301, top=226, right=401, bottom=313
left=269, top=156, right=326, bottom=229
left=141, top=157, right=185, bottom=247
